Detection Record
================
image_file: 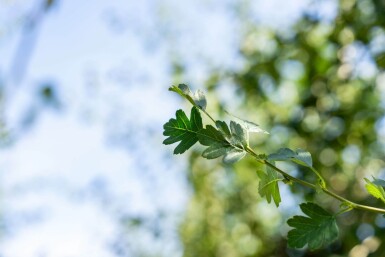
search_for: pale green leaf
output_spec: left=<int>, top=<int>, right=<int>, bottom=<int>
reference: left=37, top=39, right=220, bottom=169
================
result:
left=257, top=163, right=281, bottom=207
left=293, top=149, right=313, bottom=167
left=223, top=148, right=246, bottom=164
left=202, top=143, right=231, bottom=159
left=170, top=84, right=207, bottom=110
left=225, top=110, right=269, bottom=134
left=287, top=202, right=339, bottom=250
left=215, top=120, right=231, bottom=139
left=192, top=89, right=207, bottom=110
left=268, top=148, right=313, bottom=167
left=230, top=121, right=248, bottom=148
left=365, top=178, right=385, bottom=203
left=268, top=148, right=296, bottom=161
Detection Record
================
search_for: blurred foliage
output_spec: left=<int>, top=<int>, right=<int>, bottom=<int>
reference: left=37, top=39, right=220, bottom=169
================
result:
left=180, top=0, right=385, bottom=256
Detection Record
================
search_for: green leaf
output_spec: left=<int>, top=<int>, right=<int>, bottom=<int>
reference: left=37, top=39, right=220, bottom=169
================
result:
left=294, top=149, right=313, bottom=167
left=268, top=148, right=312, bottom=167
left=202, top=143, right=246, bottom=164
left=199, top=122, right=246, bottom=163
left=169, top=84, right=207, bottom=110
left=198, top=125, right=226, bottom=146
left=287, top=202, right=339, bottom=250
left=268, top=148, right=296, bottom=161
left=163, top=107, right=203, bottom=154
left=215, top=120, right=231, bottom=139
left=202, top=143, right=231, bottom=159
left=230, top=121, right=248, bottom=148
left=257, top=163, right=281, bottom=207
left=225, top=110, right=269, bottom=134
left=223, top=148, right=246, bottom=164
left=364, top=177, right=385, bottom=203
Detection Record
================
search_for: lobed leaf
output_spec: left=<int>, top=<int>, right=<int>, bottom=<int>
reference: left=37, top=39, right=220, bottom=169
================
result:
left=287, top=202, right=339, bottom=250
left=257, top=162, right=281, bottom=207
left=215, top=120, right=231, bottom=139
left=198, top=125, right=226, bottom=146
left=199, top=121, right=247, bottom=163
left=223, top=148, right=246, bottom=164
left=202, top=143, right=231, bottom=159
left=163, top=107, right=203, bottom=154
left=230, top=121, right=248, bottom=148
left=365, top=177, right=385, bottom=204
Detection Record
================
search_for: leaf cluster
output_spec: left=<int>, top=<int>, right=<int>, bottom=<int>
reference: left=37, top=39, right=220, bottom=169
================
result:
left=164, top=85, right=267, bottom=163
left=163, top=85, right=385, bottom=252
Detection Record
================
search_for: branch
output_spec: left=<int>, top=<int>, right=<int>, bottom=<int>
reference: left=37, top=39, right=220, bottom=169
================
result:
left=246, top=146, right=385, bottom=215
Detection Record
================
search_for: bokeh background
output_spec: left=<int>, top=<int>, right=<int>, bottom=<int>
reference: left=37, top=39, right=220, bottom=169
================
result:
left=1, top=0, right=385, bottom=256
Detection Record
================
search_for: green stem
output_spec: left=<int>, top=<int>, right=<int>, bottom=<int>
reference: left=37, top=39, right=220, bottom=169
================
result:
left=334, top=206, right=353, bottom=216
left=264, top=160, right=317, bottom=189
left=171, top=86, right=216, bottom=124
left=201, top=109, right=216, bottom=124
left=310, top=167, right=326, bottom=188
left=246, top=146, right=385, bottom=215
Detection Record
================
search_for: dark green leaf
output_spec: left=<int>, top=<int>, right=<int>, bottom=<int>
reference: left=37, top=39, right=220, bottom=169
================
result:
left=163, top=107, right=203, bottom=154
left=198, top=125, right=226, bottom=146
left=257, top=163, right=281, bottom=207
left=287, top=202, right=338, bottom=250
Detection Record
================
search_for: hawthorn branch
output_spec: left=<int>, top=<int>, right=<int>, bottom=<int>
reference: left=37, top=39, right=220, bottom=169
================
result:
left=246, top=146, right=385, bottom=215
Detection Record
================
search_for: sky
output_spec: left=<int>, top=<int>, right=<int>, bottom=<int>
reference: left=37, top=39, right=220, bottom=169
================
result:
left=0, top=0, right=313, bottom=256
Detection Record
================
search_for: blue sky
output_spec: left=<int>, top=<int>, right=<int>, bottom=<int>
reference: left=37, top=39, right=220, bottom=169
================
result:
left=0, top=0, right=315, bottom=256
